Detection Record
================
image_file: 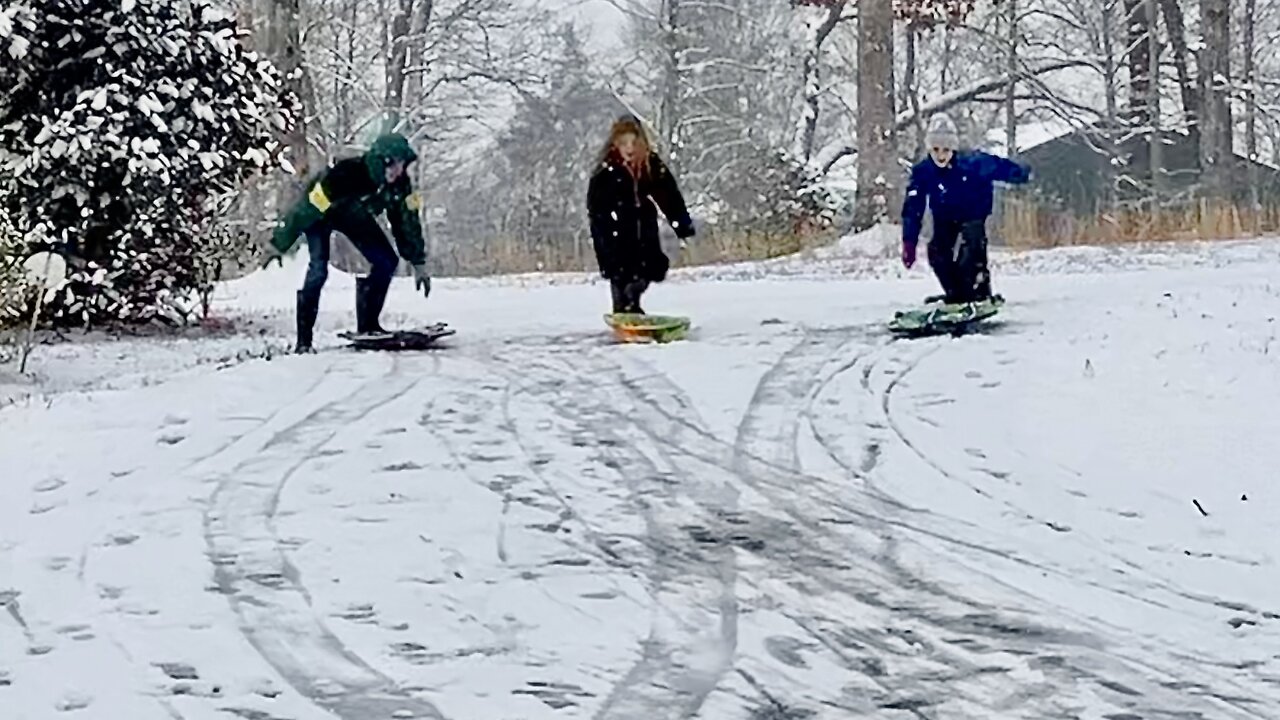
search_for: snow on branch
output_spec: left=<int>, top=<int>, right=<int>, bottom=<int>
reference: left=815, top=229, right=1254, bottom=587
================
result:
left=895, top=57, right=1101, bottom=131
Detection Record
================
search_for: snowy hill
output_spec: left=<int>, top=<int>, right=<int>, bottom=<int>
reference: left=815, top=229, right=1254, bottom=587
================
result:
left=3, top=235, right=1280, bottom=719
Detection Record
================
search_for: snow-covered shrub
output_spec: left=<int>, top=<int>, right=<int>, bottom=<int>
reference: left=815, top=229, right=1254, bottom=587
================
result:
left=0, top=0, right=298, bottom=327
left=0, top=208, right=25, bottom=325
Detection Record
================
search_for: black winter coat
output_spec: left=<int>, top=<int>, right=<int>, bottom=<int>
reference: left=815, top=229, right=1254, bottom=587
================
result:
left=587, top=152, right=693, bottom=282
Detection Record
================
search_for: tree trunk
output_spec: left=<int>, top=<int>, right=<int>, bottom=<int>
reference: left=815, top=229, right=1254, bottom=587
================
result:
left=1004, top=0, right=1017, bottom=159
left=1158, top=0, right=1199, bottom=149
left=795, top=0, right=844, bottom=164
left=658, top=0, right=683, bottom=168
left=383, top=0, right=414, bottom=134
left=1123, top=0, right=1151, bottom=129
left=1146, top=0, right=1162, bottom=200
left=1243, top=0, right=1258, bottom=217
left=402, top=0, right=435, bottom=139
left=939, top=25, right=951, bottom=89
left=267, top=0, right=310, bottom=178
left=1099, top=0, right=1119, bottom=210
left=854, top=0, right=896, bottom=230
left=1198, top=0, right=1232, bottom=201
left=906, top=25, right=923, bottom=155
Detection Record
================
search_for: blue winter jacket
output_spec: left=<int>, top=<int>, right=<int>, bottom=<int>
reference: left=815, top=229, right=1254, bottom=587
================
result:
left=901, top=150, right=1031, bottom=249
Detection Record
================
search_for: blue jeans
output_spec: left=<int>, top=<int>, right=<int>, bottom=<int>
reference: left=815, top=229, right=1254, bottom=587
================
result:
left=301, top=209, right=399, bottom=303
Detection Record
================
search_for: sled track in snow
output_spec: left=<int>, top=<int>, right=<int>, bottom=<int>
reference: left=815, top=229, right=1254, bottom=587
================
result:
left=477, top=345, right=740, bottom=720
left=854, top=335, right=1273, bottom=719
left=540, top=326, right=1271, bottom=719
left=515, top=330, right=1083, bottom=716
left=201, top=354, right=448, bottom=720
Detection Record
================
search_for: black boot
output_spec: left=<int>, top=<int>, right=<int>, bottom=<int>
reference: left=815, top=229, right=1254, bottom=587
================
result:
left=610, top=280, right=628, bottom=314
left=295, top=289, right=319, bottom=353
left=356, top=277, right=390, bottom=334
left=623, top=280, right=649, bottom=315
left=972, top=268, right=993, bottom=302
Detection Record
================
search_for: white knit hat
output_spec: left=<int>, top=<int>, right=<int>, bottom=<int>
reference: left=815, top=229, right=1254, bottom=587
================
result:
left=925, top=112, right=959, bottom=149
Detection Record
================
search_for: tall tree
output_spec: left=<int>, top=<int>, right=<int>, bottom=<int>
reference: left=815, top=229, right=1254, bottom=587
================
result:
left=855, top=0, right=896, bottom=229
left=1159, top=0, right=1199, bottom=148
left=1198, top=0, right=1232, bottom=201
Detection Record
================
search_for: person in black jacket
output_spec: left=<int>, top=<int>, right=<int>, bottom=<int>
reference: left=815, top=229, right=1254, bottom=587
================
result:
left=587, top=114, right=695, bottom=315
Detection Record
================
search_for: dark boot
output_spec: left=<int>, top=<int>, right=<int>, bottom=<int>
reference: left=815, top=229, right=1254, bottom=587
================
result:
left=355, top=277, right=389, bottom=334
left=955, top=220, right=990, bottom=303
left=610, top=280, right=628, bottom=314
left=623, top=280, right=649, bottom=314
left=972, top=269, right=993, bottom=302
left=295, top=289, right=319, bottom=353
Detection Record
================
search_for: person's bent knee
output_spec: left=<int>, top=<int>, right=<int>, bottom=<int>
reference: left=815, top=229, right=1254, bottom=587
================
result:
left=302, top=266, right=328, bottom=294
left=368, top=255, right=397, bottom=281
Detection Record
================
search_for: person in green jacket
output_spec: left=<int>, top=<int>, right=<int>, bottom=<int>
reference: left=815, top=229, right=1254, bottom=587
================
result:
left=265, top=133, right=431, bottom=353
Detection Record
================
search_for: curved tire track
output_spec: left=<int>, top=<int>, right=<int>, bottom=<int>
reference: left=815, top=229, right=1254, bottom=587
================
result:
left=838, top=336, right=1271, bottom=719
left=201, top=355, right=447, bottom=720
left=596, top=330, right=1265, bottom=719
left=477, top=345, right=739, bottom=720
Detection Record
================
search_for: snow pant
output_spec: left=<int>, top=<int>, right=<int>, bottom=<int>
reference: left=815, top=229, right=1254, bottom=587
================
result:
left=928, top=218, right=992, bottom=304
left=610, top=278, right=649, bottom=314
left=296, top=209, right=400, bottom=350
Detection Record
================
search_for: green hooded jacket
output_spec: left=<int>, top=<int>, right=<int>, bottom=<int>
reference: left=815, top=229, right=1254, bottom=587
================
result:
left=270, top=133, right=427, bottom=266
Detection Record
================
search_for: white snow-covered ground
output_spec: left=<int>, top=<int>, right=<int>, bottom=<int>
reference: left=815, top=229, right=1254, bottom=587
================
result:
left=4, top=234, right=1280, bottom=719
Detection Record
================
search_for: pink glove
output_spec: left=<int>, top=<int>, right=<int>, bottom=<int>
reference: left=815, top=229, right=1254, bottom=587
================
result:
left=902, top=242, right=916, bottom=269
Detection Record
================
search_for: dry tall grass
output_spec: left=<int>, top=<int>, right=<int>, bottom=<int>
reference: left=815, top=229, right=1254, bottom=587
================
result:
left=422, top=225, right=842, bottom=278
left=998, top=198, right=1280, bottom=249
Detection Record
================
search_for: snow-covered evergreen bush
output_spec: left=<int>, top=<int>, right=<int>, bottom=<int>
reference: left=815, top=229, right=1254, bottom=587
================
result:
left=0, top=0, right=298, bottom=327
left=0, top=208, right=25, bottom=325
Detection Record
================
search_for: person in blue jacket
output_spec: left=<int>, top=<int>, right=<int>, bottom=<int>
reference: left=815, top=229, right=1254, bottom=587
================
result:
left=901, top=112, right=1031, bottom=304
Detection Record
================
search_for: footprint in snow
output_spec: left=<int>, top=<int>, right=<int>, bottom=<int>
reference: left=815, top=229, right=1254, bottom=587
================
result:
left=105, top=533, right=139, bottom=547
left=30, top=500, right=65, bottom=515
left=33, top=477, right=65, bottom=493
left=381, top=461, right=423, bottom=472
left=156, top=662, right=200, bottom=681
left=55, top=624, right=95, bottom=641
left=749, top=704, right=817, bottom=720
left=764, top=635, right=814, bottom=669
left=333, top=603, right=377, bottom=623
left=56, top=691, right=93, bottom=711
left=44, top=556, right=72, bottom=572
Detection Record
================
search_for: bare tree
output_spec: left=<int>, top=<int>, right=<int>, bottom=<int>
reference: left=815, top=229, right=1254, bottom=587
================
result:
left=855, top=0, right=896, bottom=229
left=793, top=0, right=852, bottom=165
left=1198, top=0, right=1232, bottom=201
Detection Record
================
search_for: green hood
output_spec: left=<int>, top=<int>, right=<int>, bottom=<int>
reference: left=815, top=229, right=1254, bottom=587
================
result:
left=364, top=133, right=418, bottom=184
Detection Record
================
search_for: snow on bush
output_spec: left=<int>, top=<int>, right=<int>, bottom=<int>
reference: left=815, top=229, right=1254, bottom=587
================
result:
left=0, top=0, right=299, bottom=328
left=0, top=209, right=25, bottom=325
